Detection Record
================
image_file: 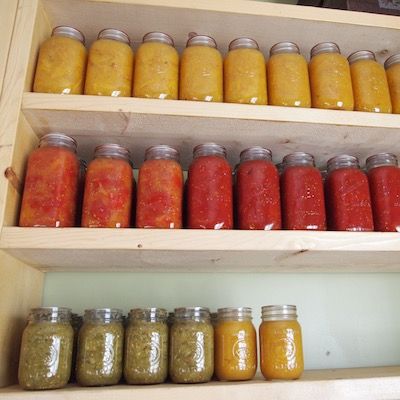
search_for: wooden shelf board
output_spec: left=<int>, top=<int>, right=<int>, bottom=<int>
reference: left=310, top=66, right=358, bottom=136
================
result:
left=1, top=227, right=400, bottom=272
left=2, top=366, right=400, bottom=399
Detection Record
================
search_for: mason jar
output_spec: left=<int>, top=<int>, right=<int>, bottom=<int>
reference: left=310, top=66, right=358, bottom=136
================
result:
left=385, top=54, right=400, bottom=114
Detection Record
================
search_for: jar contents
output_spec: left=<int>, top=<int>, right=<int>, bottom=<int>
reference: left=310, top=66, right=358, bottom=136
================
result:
left=224, top=38, right=267, bottom=104
left=133, top=32, right=179, bottom=99
left=124, top=308, right=168, bottom=384
left=259, top=305, right=304, bottom=380
left=325, top=155, right=374, bottom=231
left=309, top=42, right=354, bottom=110
left=136, top=145, right=183, bottom=228
left=281, top=152, right=326, bottom=230
left=214, top=307, right=257, bottom=381
left=180, top=35, right=223, bottom=102
left=19, top=133, right=80, bottom=227
left=349, top=50, right=392, bottom=113
left=187, top=143, right=233, bottom=229
left=367, top=153, right=400, bottom=232
left=18, top=307, right=74, bottom=390
left=268, top=42, right=311, bottom=107
left=385, top=54, right=400, bottom=114
left=81, top=144, right=134, bottom=228
left=84, top=29, right=133, bottom=97
left=33, top=26, right=87, bottom=94
left=169, top=307, right=214, bottom=383
left=76, top=308, right=124, bottom=386
left=236, top=147, right=281, bottom=230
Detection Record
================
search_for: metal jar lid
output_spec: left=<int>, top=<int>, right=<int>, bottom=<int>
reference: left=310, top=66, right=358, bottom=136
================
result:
left=52, top=26, right=85, bottom=44
left=174, top=306, right=210, bottom=320
left=39, top=132, right=77, bottom=153
left=186, top=34, right=217, bottom=48
left=94, top=143, right=131, bottom=162
left=145, top=144, right=180, bottom=162
left=217, top=307, right=252, bottom=320
left=193, top=143, right=227, bottom=159
left=240, top=146, right=272, bottom=163
left=261, top=305, right=297, bottom=321
left=128, top=307, right=168, bottom=321
left=282, top=152, right=315, bottom=169
left=348, top=50, right=376, bottom=65
left=229, top=37, right=259, bottom=51
left=327, top=154, right=359, bottom=173
left=384, top=53, right=400, bottom=70
left=84, top=308, right=123, bottom=322
left=366, top=153, right=398, bottom=171
left=310, top=42, right=340, bottom=58
left=270, top=41, right=300, bottom=56
left=143, top=31, right=174, bottom=47
left=29, top=307, right=72, bottom=322
left=98, top=28, right=131, bottom=45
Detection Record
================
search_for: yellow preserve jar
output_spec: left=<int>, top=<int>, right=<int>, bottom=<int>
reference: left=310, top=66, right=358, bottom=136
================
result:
left=309, top=42, right=354, bottom=110
left=259, top=305, right=304, bottom=380
left=385, top=54, right=400, bottom=114
left=214, top=307, right=257, bottom=382
left=268, top=42, right=311, bottom=107
left=180, top=35, right=223, bottom=102
left=133, top=32, right=179, bottom=100
left=85, top=29, right=133, bottom=97
left=224, top=38, right=267, bottom=105
left=349, top=50, right=392, bottom=113
left=33, top=26, right=87, bottom=94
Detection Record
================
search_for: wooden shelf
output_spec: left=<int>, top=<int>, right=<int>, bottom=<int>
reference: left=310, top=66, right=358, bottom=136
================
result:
left=2, top=367, right=400, bottom=399
left=1, top=227, right=400, bottom=272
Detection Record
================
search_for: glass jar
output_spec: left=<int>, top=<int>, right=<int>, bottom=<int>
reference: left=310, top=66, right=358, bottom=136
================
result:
left=367, top=153, right=400, bottom=232
left=309, top=42, right=354, bottom=110
left=349, top=50, right=392, bottom=113
left=325, top=155, right=374, bottom=231
left=84, top=29, right=133, bottom=97
left=214, top=307, right=257, bottom=382
left=133, top=32, right=179, bottom=99
left=385, top=54, right=400, bottom=114
left=124, top=308, right=168, bottom=384
left=268, top=42, right=311, bottom=107
left=18, top=307, right=74, bottom=390
left=259, top=305, right=304, bottom=380
left=76, top=308, right=124, bottom=386
left=179, top=35, right=223, bottom=102
left=280, top=152, right=326, bottom=230
left=33, top=26, right=87, bottom=94
left=169, top=307, right=214, bottom=383
left=81, top=144, right=134, bottom=228
left=236, top=147, right=281, bottom=230
left=187, top=143, right=233, bottom=229
left=224, top=37, right=267, bottom=105
left=19, top=133, right=80, bottom=227
left=136, top=145, right=183, bottom=228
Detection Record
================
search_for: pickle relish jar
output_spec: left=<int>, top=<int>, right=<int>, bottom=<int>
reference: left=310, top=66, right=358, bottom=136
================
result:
left=18, top=307, right=74, bottom=390
left=19, top=133, right=80, bottom=228
left=33, top=26, right=87, bottom=94
left=214, top=307, right=257, bottom=382
left=224, top=37, right=267, bottom=105
left=169, top=307, right=214, bottom=383
left=385, top=54, right=400, bottom=114
left=259, top=305, right=304, bottom=380
left=124, top=308, right=168, bottom=384
left=268, top=42, right=311, bottom=107
left=133, top=32, right=179, bottom=99
left=85, top=29, right=133, bottom=97
left=76, top=308, right=124, bottom=386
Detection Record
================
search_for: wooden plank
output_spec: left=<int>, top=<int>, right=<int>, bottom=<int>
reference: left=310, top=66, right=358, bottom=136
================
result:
left=2, top=366, right=400, bottom=399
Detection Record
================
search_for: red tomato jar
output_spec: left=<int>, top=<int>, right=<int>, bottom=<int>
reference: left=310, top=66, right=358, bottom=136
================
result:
left=19, top=133, right=79, bottom=227
left=136, top=145, right=183, bottom=228
left=367, top=153, right=400, bottom=232
left=81, top=144, right=134, bottom=228
left=280, top=152, right=326, bottom=230
left=187, top=143, right=233, bottom=229
left=236, top=147, right=281, bottom=230
left=325, top=155, right=374, bottom=231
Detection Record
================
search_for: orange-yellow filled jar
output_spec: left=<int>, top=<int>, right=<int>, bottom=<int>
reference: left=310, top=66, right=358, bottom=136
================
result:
left=214, top=307, right=257, bottom=381
left=224, top=38, right=267, bottom=105
left=385, top=54, right=400, bottom=114
left=268, top=42, right=311, bottom=107
left=133, top=32, right=179, bottom=99
left=259, top=305, right=304, bottom=380
left=85, top=29, right=133, bottom=97
left=309, top=42, right=354, bottom=110
left=180, top=35, right=223, bottom=102
left=349, top=50, right=392, bottom=113
left=33, top=26, right=87, bottom=94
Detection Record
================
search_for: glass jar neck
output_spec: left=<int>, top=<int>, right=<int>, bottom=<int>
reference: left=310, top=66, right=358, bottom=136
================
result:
left=310, top=42, right=340, bottom=58
left=270, top=41, right=300, bottom=56
left=39, top=133, right=77, bottom=153
left=261, top=305, right=298, bottom=322
left=145, top=145, right=180, bottom=162
left=29, top=307, right=72, bottom=323
left=385, top=53, right=400, bottom=70
left=327, top=155, right=360, bottom=173
left=98, top=28, right=130, bottom=45
left=229, top=37, right=259, bottom=51
left=143, top=31, right=174, bottom=47
left=366, top=153, right=398, bottom=171
left=84, top=308, right=123, bottom=323
left=174, top=307, right=210, bottom=322
left=186, top=34, right=217, bottom=48
left=52, top=26, right=85, bottom=44
left=94, top=143, right=131, bottom=163
left=282, top=152, right=315, bottom=169
left=128, top=308, right=167, bottom=323
left=348, top=50, right=375, bottom=65
left=240, top=146, right=272, bottom=163
left=193, top=143, right=227, bottom=159
left=217, top=307, right=252, bottom=322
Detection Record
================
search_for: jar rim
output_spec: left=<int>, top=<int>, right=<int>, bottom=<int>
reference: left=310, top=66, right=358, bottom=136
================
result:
left=193, top=143, right=227, bottom=159
left=145, top=144, right=180, bottom=161
left=261, top=304, right=298, bottom=321
left=270, top=41, right=300, bottom=56
left=229, top=37, right=259, bottom=51
left=94, top=143, right=131, bottom=162
left=143, top=31, right=174, bottom=47
left=384, top=53, right=400, bottom=69
left=366, top=153, right=398, bottom=171
left=310, top=42, right=340, bottom=58
left=348, top=50, right=376, bottom=65
left=186, top=34, right=217, bottom=48
left=52, top=26, right=85, bottom=44
left=240, top=146, right=272, bottom=163
left=98, top=28, right=131, bottom=45
left=39, top=132, right=77, bottom=152
left=327, top=154, right=359, bottom=173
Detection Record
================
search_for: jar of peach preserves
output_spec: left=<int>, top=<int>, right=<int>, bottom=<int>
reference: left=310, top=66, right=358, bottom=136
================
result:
left=385, top=54, right=400, bottom=114
left=259, top=305, right=304, bottom=380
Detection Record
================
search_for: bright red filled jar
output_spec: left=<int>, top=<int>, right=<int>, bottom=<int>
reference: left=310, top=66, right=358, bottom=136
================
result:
left=280, top=152, right=326, bottom=230
left=81, top=144, right=134, bottom=228
left=187, top=143, right=233, bottom=229
left=236, top=147, right=281, bottom=230
left=325, top=155, right=374, bottom=231
left=367, top=153, right=400, bottom=232
left=19, top=133, right=79, bottom=227
left=136, top=145, right=183, bottom=228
